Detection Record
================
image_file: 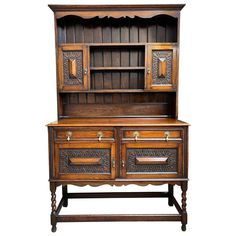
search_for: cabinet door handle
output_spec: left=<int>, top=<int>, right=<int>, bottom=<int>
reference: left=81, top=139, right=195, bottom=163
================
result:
left=121, top=160, right=125, bottom=168
left=112, top=160, right=116, bottom=168
left=66, top=131, right=72, bottom=141
left=84, top=68, right=88, bottom=75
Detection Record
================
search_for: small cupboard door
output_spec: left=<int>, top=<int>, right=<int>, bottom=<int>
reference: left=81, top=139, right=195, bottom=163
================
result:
left=58, top=45, right=89, bottom=91
left=121, top=142, right=183, bottom=178
left=146, top=44, right=177, bottom=91
left=54, top=142, right=116, bottom=180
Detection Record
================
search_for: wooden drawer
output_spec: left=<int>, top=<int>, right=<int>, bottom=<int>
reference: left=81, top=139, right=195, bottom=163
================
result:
left=55, top=142, right=116, bottom=180
left=123, top=129, right=182, bottom=141
left=121, top=142, right=183, bottom=178
left=55, top=129, right=114, bottom=142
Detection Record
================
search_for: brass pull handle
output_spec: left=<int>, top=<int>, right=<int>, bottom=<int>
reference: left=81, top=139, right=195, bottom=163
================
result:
left=133, top=131, right=140, bottom=141
left=66, top=131, right=72, bottom=141
left=121, top=160, right=125, bottom=168
left=97, top=131, right=103, bottom=141
left=84, top=68, right=88, bottom=75
left=112, top=160, right=116, bottom=168
left=147, top=68, right=151, bottom=74
left=164, top=131, right=170, bottom=142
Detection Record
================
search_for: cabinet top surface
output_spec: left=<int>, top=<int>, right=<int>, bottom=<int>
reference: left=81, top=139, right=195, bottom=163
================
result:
left=47, top=118, right=189, bottom=127
left=48, top=4, right=185, bottom=12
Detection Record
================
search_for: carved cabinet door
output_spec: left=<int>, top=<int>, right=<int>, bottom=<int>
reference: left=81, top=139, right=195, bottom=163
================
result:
left=146, top=44, right=177, bottom=91
left=121, top=142, right=183, bottom=179
left=54, top=142, right=116, bottom=180
left=58, top=45, right=89, bottom=91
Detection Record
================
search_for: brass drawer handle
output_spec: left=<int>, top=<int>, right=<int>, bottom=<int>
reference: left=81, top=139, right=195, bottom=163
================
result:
left=66, top=131, right=72, bottom=141
left=97, top=131, right=103, bottom=141
left=133, top=131, right=140, bottom=141
left=164, top=131, right=170, bottom=142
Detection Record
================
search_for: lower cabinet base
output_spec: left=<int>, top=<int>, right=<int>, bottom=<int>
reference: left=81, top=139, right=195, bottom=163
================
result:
left=49, top=181, right=188, bottom=232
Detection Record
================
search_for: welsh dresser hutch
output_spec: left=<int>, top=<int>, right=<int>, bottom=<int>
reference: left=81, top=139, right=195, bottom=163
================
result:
left=47, top=4, right=189, bottom=232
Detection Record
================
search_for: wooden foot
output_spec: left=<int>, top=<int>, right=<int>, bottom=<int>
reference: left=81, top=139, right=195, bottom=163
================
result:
left=63, top=200, right=68, bottom=207
left=51, top=225, right=57, bottom=232
left=62, top=185, right=68, bottom=207
left=181, top=182, right=188, bottom=231
left=168, top=184, right=174, bottom=206
left=181, top=224, right=186, bottom=231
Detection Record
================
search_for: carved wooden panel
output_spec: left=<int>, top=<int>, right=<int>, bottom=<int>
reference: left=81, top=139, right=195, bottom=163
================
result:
left=152, top=50, right=172, bottom=85
left=126, top=148, right=177, bottom=173
left=59, top=148, right=111, bottom=174
left=63, top=51, right=83, bottom=86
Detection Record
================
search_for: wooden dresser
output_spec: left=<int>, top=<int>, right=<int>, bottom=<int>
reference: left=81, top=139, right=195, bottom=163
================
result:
left=47, top=4, right=189, bottom=232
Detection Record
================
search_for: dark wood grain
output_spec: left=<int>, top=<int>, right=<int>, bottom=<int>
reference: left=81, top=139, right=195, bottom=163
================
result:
left=48, top=4, right=188, bottom=232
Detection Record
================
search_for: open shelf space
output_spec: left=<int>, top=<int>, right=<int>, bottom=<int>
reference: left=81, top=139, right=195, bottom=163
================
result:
left=90, top=45, right=145, bottom=90
left=90, top=71, right=144, bottom=90
left=60, top=92, right=176, bottom=118
left=57, top=15, right=178, bottom=44
left=90, top=45, right=145, bottom=68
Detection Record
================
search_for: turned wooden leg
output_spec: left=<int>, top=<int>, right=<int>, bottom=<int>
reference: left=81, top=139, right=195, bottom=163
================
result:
left=62, top=185, right=68, bottom=207
left=168, top=184, right=174, bottom=206
left=50, top=183, right=57, bottom=232
left=181, top=181, right=188, bottom=231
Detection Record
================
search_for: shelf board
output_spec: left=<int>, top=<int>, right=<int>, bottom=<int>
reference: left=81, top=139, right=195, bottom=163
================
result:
left=89, top=43, right=146, bottom=47
left=59, top=89, right=145, bottom=93
left=90, top=67, right=145, bottom=71
left=59, top=43, right=178, bottom=47
left=59, top=89, right=177, bottom=93
left=89, top=89, right=145, bottom=93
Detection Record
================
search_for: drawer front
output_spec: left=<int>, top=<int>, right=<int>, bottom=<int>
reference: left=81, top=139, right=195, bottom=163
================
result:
left=121, top=142, right=183, bottom=178
left=55, top=128, right=114, bottom=142
left=55, top=143, right=115, bottom=180
left=123, top=129, right=182, bottom=141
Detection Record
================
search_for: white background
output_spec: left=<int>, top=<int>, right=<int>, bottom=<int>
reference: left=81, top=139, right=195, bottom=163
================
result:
left=0, top=0, right=236, bottom=235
